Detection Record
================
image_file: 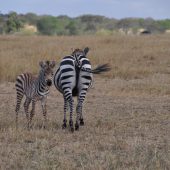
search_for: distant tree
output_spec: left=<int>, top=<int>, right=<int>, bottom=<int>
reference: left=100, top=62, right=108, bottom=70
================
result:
left=65, top=21, right=78, bottom=35
left=0, top=15, right=3, bottom=34
left=116, top=18, right=141, bottom=30
left=80, top=15, right=105, bottom=23
left=138, top=18, right=145, bottom=27
left=37, top=16, right=58, bottom=35
left=116, top=18, right=132, bottom=33
left=81, top=15, right=104, bottom=32
left=85, top=22, right=96, bottom=32
left=143, top=18, right=163, bottom=33
left=157, top=19, right=170, bottom=31
left=0, top=12, right=169, bottom=35
left=57, top=15, right=72, bottom=35
left=5, top=12, right=23, bottom=33
left=105, top=19, right=118, bottom=30
left=24, top=13, right=39, bottom=25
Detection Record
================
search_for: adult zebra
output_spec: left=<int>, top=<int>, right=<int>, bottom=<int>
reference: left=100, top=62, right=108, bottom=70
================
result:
left=53, top=47, right=110, bottom=132
left=15, top=60, right=56, bottom=129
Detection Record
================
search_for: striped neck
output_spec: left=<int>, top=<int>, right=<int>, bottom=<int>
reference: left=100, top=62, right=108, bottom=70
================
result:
left=37, top=70, right=49, bottom=96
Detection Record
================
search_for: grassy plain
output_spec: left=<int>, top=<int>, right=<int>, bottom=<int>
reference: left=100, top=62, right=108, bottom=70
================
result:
left=0, top=35, right=170, bottom=169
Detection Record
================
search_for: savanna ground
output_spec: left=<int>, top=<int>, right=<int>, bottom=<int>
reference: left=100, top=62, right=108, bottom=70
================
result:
left=0, top=35, right=170, bottom=170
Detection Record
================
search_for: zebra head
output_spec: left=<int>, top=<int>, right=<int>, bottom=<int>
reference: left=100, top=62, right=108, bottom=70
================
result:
left=39, top=60, right=56, bottom=87
left=72, top=47, right=89, bottom=68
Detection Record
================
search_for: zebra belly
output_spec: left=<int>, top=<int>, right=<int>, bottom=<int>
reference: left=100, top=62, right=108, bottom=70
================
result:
left=72, top=65, right=81, bottom=96
left=72, top=86, right=78, bottom=96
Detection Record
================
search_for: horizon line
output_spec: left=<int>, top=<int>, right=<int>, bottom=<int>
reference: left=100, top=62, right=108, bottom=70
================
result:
left=0, top=11, right=170, bottom=20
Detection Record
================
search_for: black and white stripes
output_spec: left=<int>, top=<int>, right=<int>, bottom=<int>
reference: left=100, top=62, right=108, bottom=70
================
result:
left=53, top=47, right=110, bottom=132
left=15, top=48, right=110, bottom=132
left=15, top=60, right=56, bottom=129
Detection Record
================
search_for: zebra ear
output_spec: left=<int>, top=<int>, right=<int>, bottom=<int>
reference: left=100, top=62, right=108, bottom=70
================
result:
left=39, top=61, right=45, bottom=68
left=84, top=47, right=89, bottom=55
left=71, top=48, right=74, bottom=52
left=50, top=61, right=56, bottom=68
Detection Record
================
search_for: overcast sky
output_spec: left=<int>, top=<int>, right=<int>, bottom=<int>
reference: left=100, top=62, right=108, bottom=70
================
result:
left=1, top=0, right=170, bottom=19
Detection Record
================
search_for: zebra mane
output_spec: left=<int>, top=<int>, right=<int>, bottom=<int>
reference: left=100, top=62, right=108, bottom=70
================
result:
left=72, top=47, right=89, bottom=57
left=46, top=60, right=50, bottom=65
left=40, top=60, right=56, bottom=70
left=72, top=49, right=84, bottom=55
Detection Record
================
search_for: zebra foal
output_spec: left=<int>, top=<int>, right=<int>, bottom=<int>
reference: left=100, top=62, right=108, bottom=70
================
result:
left=53, top=47, right=111, bottom=132
left=15, top=60, right=56, bottom=129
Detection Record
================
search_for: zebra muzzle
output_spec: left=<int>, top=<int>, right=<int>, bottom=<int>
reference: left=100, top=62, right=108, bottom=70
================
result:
left=46, top=79, right=52, bottom=86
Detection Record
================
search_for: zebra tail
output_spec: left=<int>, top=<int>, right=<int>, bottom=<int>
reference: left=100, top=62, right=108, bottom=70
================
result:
left=81, top=63, right=111, bottom=74
left=92, top=63, right=111, bottom=74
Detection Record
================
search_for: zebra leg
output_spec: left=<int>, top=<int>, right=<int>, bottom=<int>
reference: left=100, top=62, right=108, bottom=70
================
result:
left=68, top=95, right=74, bottom=132
left=62, top=96, right=68, bottom=129
left=41, top=96, right=47, bottom=129
left=79, top=95, right=86, bottom=126
left=80, top=118, right=84, bottom=126
left=75, top=101, right=82, bottom=130
left=29, top=99, right=36, bottom=129
left=15, top=92, right=24, bottom=129
left=24, top=98, right=31, bottom=129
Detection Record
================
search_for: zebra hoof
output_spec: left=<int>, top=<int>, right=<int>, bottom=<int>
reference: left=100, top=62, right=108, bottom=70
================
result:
left=80, top=119, right=84, bottom=126
left=69, top=120, right=74, bottom=132
left=75, top=123, right=79, bottom=131
left=62, top=123, right=67, bottom=129
left=70, top=127, right=74, bottom=132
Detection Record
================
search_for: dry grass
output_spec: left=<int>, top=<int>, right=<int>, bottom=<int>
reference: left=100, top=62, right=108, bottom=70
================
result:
left=0, top=35, right=170, bottom=170
left=1, top=34, right=170, bottom=82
